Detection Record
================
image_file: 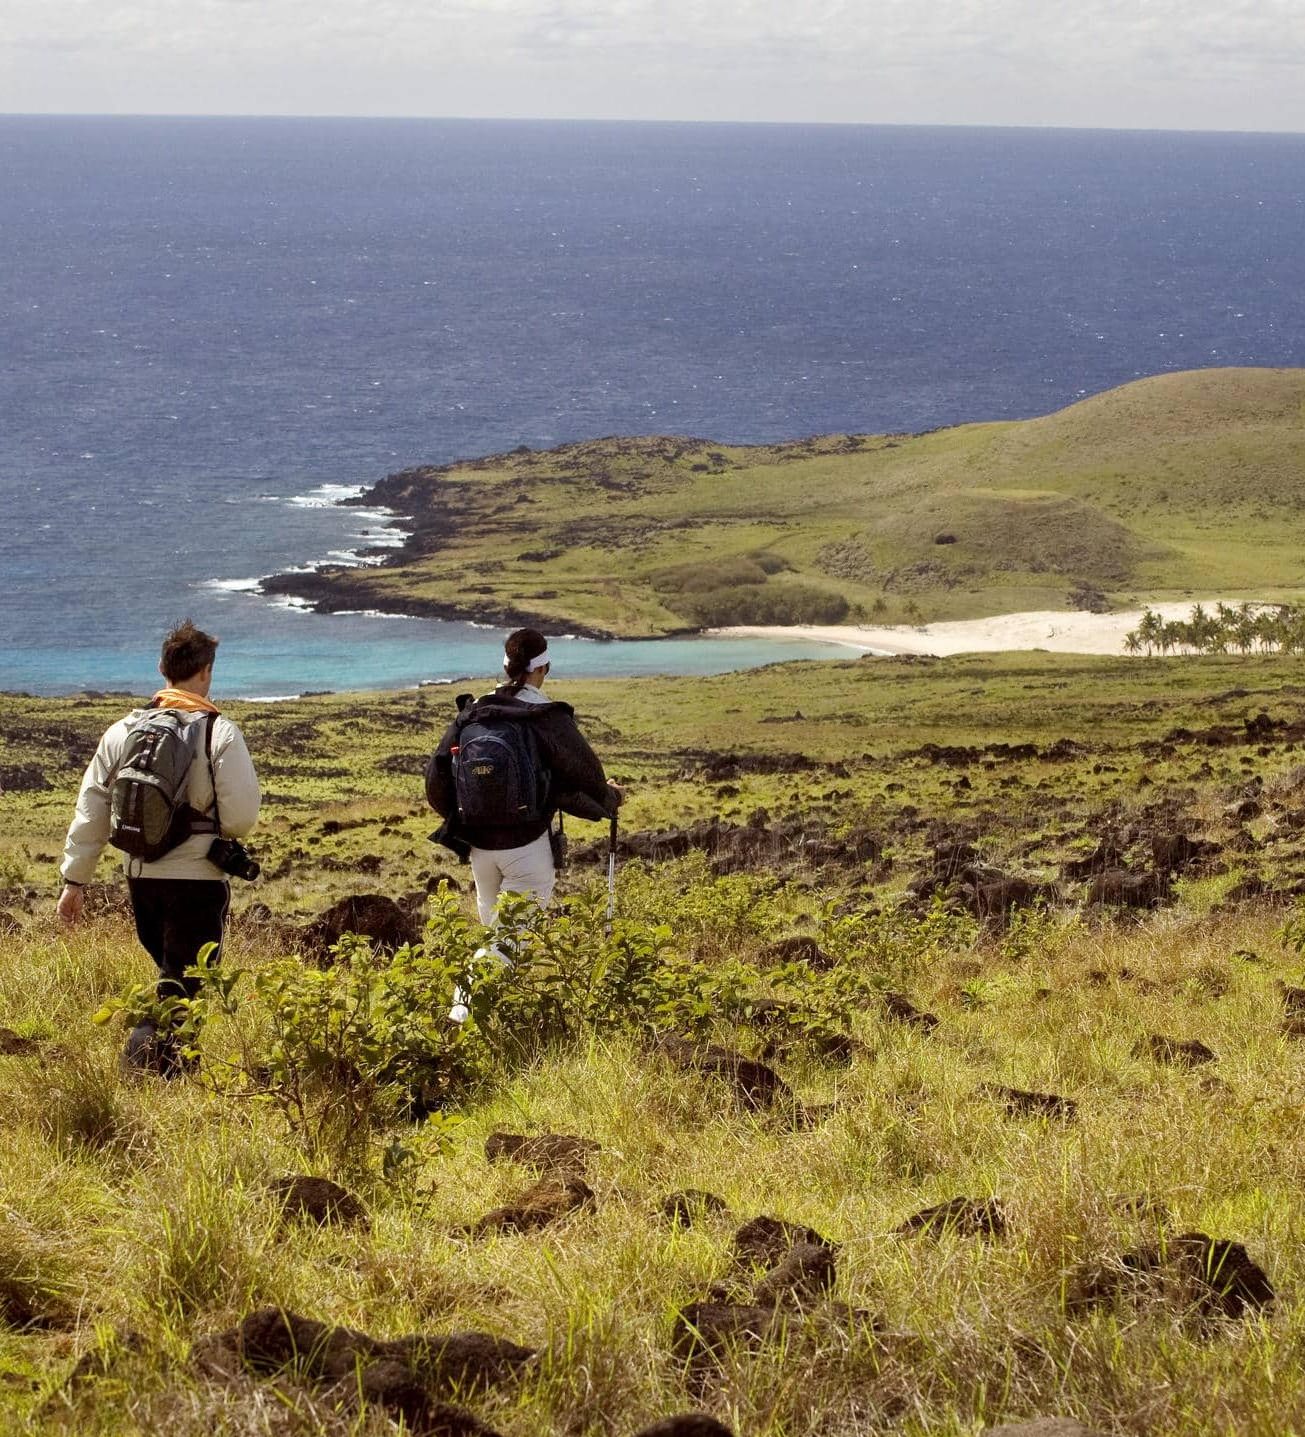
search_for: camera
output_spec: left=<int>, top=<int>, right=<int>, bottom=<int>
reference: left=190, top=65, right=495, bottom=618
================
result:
left=207, top=837, right=261, bottom=882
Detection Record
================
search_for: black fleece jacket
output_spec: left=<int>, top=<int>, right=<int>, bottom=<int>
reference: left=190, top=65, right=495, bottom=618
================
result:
left=425, top=689, right=617, bottom=851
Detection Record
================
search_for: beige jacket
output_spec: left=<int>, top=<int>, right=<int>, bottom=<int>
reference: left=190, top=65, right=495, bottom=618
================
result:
left=61, top=710, right=261, bottom=884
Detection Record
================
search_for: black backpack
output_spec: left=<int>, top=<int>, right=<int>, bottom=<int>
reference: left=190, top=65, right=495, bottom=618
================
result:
left=453, top=703, right=550, bottom=827
left=108, top=708, right=218, bottom=863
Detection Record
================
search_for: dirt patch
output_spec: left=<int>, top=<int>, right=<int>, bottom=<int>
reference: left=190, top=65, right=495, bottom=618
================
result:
left=881, top=991, right=939, bottom=1031
left=760, top=935, right=835, bottom=970
left=1133, top=1033, right=1217, bottom=1068
left=979, top=1084, right=1077, bottom=1121
left=0, top=764, right=53, bottom=793
left=731, top=1215, right=835, bottom=1269
left=653, top=1034, right=795, bottom=1113
left=0, top=1027, right=43, bottom=1056
left=671, top=1301, right=781, bottom=1363
left=634, top=1418, right=736, bottom=1437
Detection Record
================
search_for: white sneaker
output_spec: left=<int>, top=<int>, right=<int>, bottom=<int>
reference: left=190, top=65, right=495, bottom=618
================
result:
left=448, top=1001, right=470, bottom=1024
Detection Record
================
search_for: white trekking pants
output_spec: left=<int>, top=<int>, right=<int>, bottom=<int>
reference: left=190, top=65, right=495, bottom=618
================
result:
left=469, top=832, right=555, bottom=925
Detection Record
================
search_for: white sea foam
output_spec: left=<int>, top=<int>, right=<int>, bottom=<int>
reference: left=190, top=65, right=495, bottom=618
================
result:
left=286, top=483, right=368, bottom=508
left=197, top=577, right=262, bottom=593
left=265, top=595, right=313, bottom=612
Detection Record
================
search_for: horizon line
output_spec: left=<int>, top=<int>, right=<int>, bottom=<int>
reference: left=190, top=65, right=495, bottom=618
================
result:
left=2, top=111, right=1304, bottom=138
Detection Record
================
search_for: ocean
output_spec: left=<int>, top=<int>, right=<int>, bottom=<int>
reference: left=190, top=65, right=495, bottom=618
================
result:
left=2, top=117, right=1303, bottom=696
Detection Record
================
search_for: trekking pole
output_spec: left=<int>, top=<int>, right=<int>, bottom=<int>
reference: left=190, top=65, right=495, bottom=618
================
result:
left=605, top=814, right=619, bottom=935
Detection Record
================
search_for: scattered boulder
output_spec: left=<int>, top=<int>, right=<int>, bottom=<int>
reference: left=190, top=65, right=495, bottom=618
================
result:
left=359, top=1365, right=504, bottom=1434
left=881, top=991, right=939, bottom=1031
left=0, top=763, right=52, bottom=793
left=268, top=1175, right=368, bottom=1228
left=1087, top=869, right=1168, bottom=909
left=0, top=1027, right=42, bottom=1056
left=671, top=1301, right=781, bottom=1363
left=0, top=1276, right=75, bottom=1332
left=1133, top=1033, right=1217, bottom=1068
left=485, top=1132, right=599, bottom=1176
left=634, top=1418, right=736, bottom=1437
left=300, top=893, right=419, bottom=960
left=1066, top=1232, right=1273, bottom=1322
left=759, top=935, right=834, bottom=971
left=472, top=1175, right=596, bottom=1235
left=752, top=1241, right=836, bottom=1308
left=1151, top=832, right=1220, bottom=874
left=895, top=1197, right=1007, bottom=1239
left=653, top=1034, right=795, bottom=1112
left=731, top=1215, right=834, bottom=1268
left=662, top=1189, right=732, bottom=1226
left=1275, top=980, right=1305, bottom=1015
left=979, top=1084, right=1077, bottom=1121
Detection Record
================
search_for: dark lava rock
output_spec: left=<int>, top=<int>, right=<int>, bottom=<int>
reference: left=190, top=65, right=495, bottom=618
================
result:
left=0, top=763, right=52, bottom=793
left=300, top=893, right=419, bottom=960
left=982, top=1421, right=1105, bottom=1437
left=760, top=935, right=834, bottom=971
left=671, top=1301, right=780, bottom=1362
left=269, top=1175, right=368, bottom=1228
left=752, top=1241, right=836, bottom=1308
left=881, top=991, right=939, bottom=1030
left=1151, top=832, right=1220, bottom=874
left=1276, top=980, right=1305, bottom=1015
left=1066, top=1232, right=1273, bottom=1322
left=1087, top=869, right=1168, bottom=908
left=731, top=1214, right=834, bottom=1268
left=472, top=1175, right=595, bottom=1235
left=633, top=1418, right=736, bottom=1437
left=233, top=1307, right=536, bottom=1390
left=484, top=1132, right=600, bottom=1175
left=0, top=1026, right=41, bottom=1056
left=662, top=1189, right=732, bottom=1226
left=1062, top=839, right=1125, bottom=880
left=979, top=1084, right=1077, bottom=1121
left=0, top=1277, right=74, bottom=1332
left=971, top=877, right=1046, bottom=920
left=359, top=1364, right=504, bottom=1435
left=895, top=1197, right=1007, bottom=1239
left=653, top=1034, right=794, bottom=1112
left=1133, top=1033, right=1217, bottom=1068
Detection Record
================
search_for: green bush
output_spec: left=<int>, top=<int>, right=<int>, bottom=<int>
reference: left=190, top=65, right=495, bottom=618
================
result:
left=677, top=581, right=850, bottom=627
left=651, top=557, right=770, bottom=595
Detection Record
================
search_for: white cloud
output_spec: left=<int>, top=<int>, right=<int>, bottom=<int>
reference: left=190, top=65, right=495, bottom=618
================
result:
left=2, top=0, right=1303, bottom=127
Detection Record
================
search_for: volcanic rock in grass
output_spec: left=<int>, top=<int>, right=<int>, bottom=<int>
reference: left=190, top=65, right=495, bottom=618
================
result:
left=1280, top=1015, right=1305, bottom=1039
left=634, top=1417, right=736, bottom=1437
left=731, top=1215, right=835, bottom=1268
left=979, top=1084, right=1077, bottom=1121
left=671, top=1301, right=781, bottom=1363
left=653, top=1034, right=795, bottom=1112
left=359, top=1363, right=504, bottom=1435
left=982, top=1421, right=1105, bottom=1437
left=1151, top=831, right=1221, bottom=874
left=752, top=1241, right=837, bottom=1308
left=1086, top=868, right=1168, bottom=909
left=1133, top=1033, right=1217, bottom=1068
left=0, top=911, right=23, bottom=937
left=1275, top=980, right=1305, bottom=1015
left=472, top=1175, right=596, bottom=1235
left=970, top=876, right=1049, bottom=920
left=300, top=893, right=419, bottom=960
left=881, top=991, right=939, bottom=1031
left=268, top=1175, right=369, bottom=1228
left=484, top=1131, right=600, bottom=1176
left=895, top=1197, right=1007, bottom=1239
left=0, top=1276, right=75, bottom=1332
left=1062, top=838, right=1125, bottom=880
left=233, top=1307, right=536, bottom=1390
left=0, top=763, right=52, bottom=793
left=662, top=1189, right=732, bottom=1226
left=1066, top=1232, right=1273, bottom=1322
left=760, top=935, right=834, bottom=971
left=0, top=1026, right=42, bottom=1056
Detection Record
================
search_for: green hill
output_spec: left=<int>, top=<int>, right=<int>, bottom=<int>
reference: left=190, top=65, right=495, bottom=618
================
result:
left=264, top=367, right=1305, bottom=637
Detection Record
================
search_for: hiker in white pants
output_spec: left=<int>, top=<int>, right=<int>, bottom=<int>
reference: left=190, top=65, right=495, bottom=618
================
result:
left=468, top=831, right=555, bottom=924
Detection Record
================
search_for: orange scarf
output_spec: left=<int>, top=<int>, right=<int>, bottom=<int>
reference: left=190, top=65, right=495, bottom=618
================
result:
left=152, top=687, right=221, bottom=715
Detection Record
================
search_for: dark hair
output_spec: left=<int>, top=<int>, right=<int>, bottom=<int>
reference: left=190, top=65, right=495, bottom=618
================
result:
left=502, top=627, right=548, bottom=692
left=160, top=619, right=219, bottom=684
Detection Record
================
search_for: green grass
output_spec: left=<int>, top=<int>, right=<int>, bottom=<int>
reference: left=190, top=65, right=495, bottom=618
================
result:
left=7, top=653, right=1305, bottom=1431
left=268, top=367, right=1305, bottom=636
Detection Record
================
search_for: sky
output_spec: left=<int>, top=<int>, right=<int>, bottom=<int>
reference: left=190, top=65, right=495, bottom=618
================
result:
left=3, top=0, right=1304, bottom=132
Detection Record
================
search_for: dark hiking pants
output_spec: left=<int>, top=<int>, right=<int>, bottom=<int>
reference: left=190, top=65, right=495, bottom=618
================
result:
left=127, top=877, right=230, bottom=1003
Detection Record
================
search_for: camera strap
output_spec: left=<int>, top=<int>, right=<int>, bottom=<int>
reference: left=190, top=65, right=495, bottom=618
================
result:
left=200, top=711, right=222, bottom=838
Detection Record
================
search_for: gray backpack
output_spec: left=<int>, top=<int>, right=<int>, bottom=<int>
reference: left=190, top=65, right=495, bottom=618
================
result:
left=108, top=708, right=218, bottom=863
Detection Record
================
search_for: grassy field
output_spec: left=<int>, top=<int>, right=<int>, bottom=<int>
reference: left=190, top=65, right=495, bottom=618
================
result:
left=262, top=367, right=1305, bottom=637
left=6, top=653, right=1305, bottom=1434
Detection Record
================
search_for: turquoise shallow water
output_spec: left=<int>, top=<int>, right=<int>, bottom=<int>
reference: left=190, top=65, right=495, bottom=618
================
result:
left=3, top=590, right=851, bottom=698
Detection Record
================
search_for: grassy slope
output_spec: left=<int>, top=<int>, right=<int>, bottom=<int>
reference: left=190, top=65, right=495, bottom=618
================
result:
left=277, top=367, right=1305, bottom=636
left=7, top=657, right=1305, bottom=1433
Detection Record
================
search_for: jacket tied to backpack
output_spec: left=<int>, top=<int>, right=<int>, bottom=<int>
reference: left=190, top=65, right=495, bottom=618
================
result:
left=426, top=690, right=617, bottom=856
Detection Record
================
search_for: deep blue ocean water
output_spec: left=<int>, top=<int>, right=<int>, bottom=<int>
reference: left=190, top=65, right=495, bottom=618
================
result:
left=2, top=117, right=1304, bottom=696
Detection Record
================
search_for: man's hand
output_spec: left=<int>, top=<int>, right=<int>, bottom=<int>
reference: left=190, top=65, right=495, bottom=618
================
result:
left=606, top=779, right=624, bottom=811
left=56, top=885, right=84, bottom=926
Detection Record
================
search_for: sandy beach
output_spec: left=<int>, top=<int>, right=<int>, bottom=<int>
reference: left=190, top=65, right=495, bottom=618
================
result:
left=713, top=600, right=1261, bottom=658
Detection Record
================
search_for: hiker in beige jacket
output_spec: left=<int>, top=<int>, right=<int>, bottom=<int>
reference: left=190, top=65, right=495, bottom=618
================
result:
left=57, top=620, right=260, bottom=1073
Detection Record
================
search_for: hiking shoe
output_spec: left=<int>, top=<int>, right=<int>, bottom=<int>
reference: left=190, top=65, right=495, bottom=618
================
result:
left=122, top=1022, right=192, bottom=1078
